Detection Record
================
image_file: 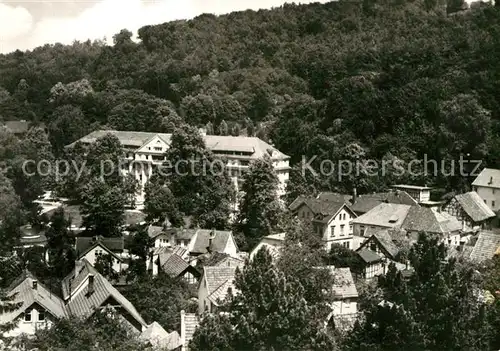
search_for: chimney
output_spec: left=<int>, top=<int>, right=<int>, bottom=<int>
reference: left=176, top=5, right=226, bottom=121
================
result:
left=32, top=280, right=38, bottom=290
left=75, top=259, right=84, bottom=273
left=207, top=230, right=216, bottom=253
left=88, top=274, right=95, bottom=295
left=352, top=187, right=357, bottom=204
left=489, top=176, right=493, bottom=185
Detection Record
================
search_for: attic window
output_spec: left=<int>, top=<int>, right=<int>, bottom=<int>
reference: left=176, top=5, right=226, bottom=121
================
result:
left=388, top=215, right=398, bottom=223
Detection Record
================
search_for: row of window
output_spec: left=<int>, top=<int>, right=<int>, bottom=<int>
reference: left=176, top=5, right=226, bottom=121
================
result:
left=24, top=309, right=45, bottom=322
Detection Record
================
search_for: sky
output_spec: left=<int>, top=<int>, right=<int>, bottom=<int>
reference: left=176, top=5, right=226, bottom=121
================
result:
left=0, top=0, right=331, bottom=54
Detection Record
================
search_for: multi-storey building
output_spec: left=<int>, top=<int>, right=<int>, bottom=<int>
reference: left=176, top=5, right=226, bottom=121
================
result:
left=70, top=130, right=290, bottom=205
left=472, top=168, right=500, bottom=212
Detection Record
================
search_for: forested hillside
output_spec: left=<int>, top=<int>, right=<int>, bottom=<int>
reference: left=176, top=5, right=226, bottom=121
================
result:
left=1, top=0, right=499, bottom=195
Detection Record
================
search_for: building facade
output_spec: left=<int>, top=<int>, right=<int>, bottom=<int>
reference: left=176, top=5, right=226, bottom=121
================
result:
left=71, top=131, right=290, bottom=205
left=472, top=168, right=500, bottom=212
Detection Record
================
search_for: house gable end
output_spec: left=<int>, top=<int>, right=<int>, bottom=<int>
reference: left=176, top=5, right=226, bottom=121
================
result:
left=136, top=134, right=169, bottom=154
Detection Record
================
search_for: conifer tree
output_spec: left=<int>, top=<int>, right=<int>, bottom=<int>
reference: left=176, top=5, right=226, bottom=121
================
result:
left=236, top=156, right=282, bottom=250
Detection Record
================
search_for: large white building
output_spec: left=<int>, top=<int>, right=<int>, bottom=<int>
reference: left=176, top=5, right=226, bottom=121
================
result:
left=70, top=130, right=290, bottom=205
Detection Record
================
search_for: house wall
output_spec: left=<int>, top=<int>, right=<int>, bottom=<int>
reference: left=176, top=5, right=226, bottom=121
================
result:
left=153, top=234, right=171, bottom=248
left=82, top=246, right=123, bottom=273
left=322, top=208, right=355, bottom=251
left=475, top=185, right=500, bottom=212
left=3, top=306, right=56, bottom=338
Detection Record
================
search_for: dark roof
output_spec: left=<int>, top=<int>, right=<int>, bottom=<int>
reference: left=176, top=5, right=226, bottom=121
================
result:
left=357, top=249, right=382, bottom=263
left=191, top=229, right=235, bottom=255
left=469, top=231, right=500, bottom=262
left=75, top=236, right=124, bottom=256
left=455, top=192, right=496, bottom=222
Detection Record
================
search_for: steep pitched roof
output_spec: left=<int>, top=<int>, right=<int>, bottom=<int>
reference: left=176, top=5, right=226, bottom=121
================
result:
left=469, top=231, right=500, bottom=262
left=357, top=249, right=382, bottom=263
left=75, top=236, right=124, bottom=256
left=158, top=252, right=198, bottom=278
left=140, top=322, right=181, bottom=350
left=472, top=168, right=500, bottom=188
left=351, top=203, right=412, bottom=227
left=191, top=229, right=235, bottom=255
left=332, top=267, right=358, bottom=298
left=203, top=266, right=238, bottom=306
left=2, top=271, right=66, bottom=322
left=455, top=192, right=496, bottom=222
left=63, top=260, right=146, bottom=328
left=402, top=207, right=463, bottom=234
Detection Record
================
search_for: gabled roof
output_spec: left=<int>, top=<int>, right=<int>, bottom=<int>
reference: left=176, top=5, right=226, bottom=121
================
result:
left=69, top=130, right=289, bottom=159
left=158, top=252, right=199, bottom=278
left=472, top=168, right=500, bottom=188
left=203, top=266, right=238, bottom=306
left=75, top=236, right=124, bottom=256
left=152, top=245, right=188, bottom=258
left=402, top=207, right=463, bottom=234
left=351, top=203, right=412, bottom=228
left=198, top=252, right=244, bottom=268
left=63, top=260, right=146, bottom=328
left=191, top=229, right=235, bottom=255
left=2, top=271, right=66, bottom=322
left=316, top=192, right=353, bottom=203
left=357, top=249, right=383, bottom=264
left=454, top=192, right=496, bottom=222
left=469, top=231, right=500, bottom=262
